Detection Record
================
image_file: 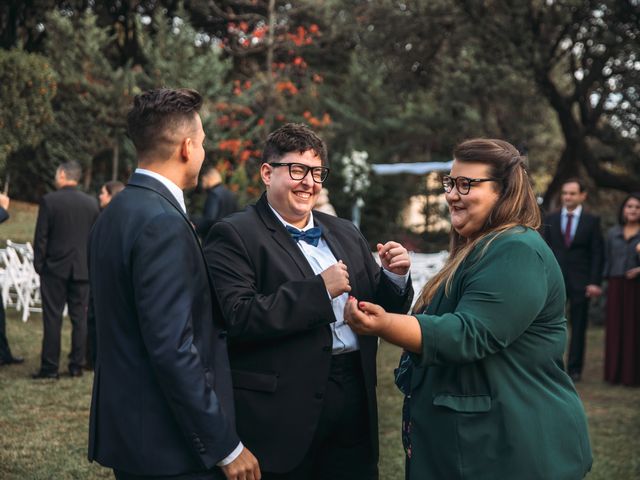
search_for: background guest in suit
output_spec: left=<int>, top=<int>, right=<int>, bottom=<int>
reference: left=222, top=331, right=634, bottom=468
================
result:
left=0, top=193, right=24, bottom=367
left=88, top=88, right=259, bottom=480
left=542, top=178, right=604, bottom=382
left=205, top=123, right=413, bottom=480
left=192, top=166, right=238, bottom=238
left=98, top=180, right=125, bottom=209
left=32, top=161, right=99, bottom=379
left=603, top=192, right=640, bottom=386
left=345, top=139, right=592, bottom=480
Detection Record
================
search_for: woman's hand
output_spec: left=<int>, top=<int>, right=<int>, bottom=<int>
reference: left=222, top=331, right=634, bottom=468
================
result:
left=344, top=297, right=391, bottom=336
left=345, top=297, right=423, bottom=353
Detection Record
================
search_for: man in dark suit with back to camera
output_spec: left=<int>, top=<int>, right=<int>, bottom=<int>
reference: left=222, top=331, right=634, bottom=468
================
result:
left=32, top=161, right=99, bottom=379
left=205, top=123, right=413, bottom=479
left=543, top=177, right=604, bottom=382
left=192, top=166, right=238, bottom=239
left=87, top=88, right=260, bottom=480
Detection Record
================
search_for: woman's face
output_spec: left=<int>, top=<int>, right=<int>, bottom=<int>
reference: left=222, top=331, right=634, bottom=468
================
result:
left=445, top=160, right=500, bottom=239
left=99, top=186, right=112, bottom=208
left=623, top=197, right=640, bottom=224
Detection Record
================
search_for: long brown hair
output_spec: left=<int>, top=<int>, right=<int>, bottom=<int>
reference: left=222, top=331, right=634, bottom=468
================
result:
left=413, top=139, right=541, bottom=312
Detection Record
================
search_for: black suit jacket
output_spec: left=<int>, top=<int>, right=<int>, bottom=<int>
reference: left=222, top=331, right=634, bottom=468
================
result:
left=542, top=210, right=604, bottom=293
left=193, top=184, right=238, bottom=238
left=88, top=173, right=239, bottom=475
left=204, top=193, right=413, bottom=473
left=33, top=186, right=99, bottom=280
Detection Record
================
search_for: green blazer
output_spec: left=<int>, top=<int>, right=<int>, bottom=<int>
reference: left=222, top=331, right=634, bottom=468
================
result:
left=408, top=227, right=592, bottom=480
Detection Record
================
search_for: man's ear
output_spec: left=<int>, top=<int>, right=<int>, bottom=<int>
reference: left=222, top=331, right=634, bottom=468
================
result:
left=260, top=162, right=272, bottom=187
left=180, top=137, right=193, bottom=163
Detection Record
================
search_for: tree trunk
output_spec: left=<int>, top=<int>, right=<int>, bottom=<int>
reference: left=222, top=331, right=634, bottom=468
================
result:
left=263, top=0, right=276, bottom=135
left=112, top=141, right=119, bottom=181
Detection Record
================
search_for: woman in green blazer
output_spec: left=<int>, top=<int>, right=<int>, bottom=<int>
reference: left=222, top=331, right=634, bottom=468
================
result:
left=346, top=139, right=592, bottom=479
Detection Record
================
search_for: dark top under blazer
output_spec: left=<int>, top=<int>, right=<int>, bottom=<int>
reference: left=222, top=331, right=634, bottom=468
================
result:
left=87, top=173, right=239, bottom=475
left=33, top=186, right=99, bottom=280
left=542, top=210, right=604, bottom=292
left=204, top=193, right=413, bottom=473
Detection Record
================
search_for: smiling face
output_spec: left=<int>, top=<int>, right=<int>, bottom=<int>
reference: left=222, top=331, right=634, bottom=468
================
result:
left=445, top=160, right=501, bottom=239
left=262, top=149, right=323, bottom=228
left=623, top=197, right=640, bottom=224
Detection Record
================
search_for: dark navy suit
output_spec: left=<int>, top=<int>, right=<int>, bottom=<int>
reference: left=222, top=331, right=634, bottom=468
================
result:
left=543, top=210, right=604, bottom=376
left=88, top=173, right=239, bottom=477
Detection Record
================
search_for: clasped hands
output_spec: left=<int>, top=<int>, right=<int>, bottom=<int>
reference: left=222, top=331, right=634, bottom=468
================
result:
left=320, top=241, right=410, bottom=298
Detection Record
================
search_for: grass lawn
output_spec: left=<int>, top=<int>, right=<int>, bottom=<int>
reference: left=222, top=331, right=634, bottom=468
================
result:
left=0, top=311, right=638, bottom=479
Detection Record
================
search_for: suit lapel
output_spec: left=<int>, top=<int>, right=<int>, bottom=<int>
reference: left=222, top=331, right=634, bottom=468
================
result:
left=256, top=194, right=315, bottom=277
left=314, top=216, right=350, bottom=268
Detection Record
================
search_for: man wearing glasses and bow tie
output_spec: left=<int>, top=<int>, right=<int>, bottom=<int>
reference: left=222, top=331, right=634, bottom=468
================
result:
left=543, top=178, right=604, bottom=383
left=204, top=123, right=413, bottom=479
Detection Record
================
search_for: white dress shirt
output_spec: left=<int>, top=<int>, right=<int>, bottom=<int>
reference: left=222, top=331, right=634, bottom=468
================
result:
left=269, top=205, right=409, bottom=354
left=561, top=205, right=582, bottom=243
left=135, top=168, right=187, bottom=214
left=135, top=167, right=243, bottom=466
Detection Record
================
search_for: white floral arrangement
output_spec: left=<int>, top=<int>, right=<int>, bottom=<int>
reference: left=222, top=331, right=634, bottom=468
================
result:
left=341, top=150, right=371, bottom=197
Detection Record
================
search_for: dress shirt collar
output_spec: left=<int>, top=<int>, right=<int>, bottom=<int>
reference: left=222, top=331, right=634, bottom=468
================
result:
left=135, top=168, right=186, bottom=213
left=561, top=204, right=582, bottom=219
left=268, top=203, right=316, bottom=232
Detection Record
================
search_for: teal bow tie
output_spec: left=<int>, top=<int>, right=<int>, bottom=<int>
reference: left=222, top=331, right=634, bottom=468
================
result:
left=286, top=225, right=323, bottom=247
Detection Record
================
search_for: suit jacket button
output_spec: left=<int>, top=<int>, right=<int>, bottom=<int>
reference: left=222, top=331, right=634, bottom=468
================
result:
left=315, top=392, right=324, bottom=399
left=218, top=331, right=227, bottom=339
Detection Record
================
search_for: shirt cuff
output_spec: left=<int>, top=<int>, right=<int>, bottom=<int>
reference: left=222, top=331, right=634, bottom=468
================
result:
left=382, top=268, right=410, bottom=292
left=216, top=442, right=244, bottom=467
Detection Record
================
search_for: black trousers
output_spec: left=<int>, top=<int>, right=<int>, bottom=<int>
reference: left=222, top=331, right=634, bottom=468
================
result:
left=0, top=298, right=14, bottom=362
left=567, top=291, right=590, bottom=375
left=114, top=469, right=224, bottom=480
left=263, top=351, right=377, bottom=480
left=39, top=273, right=89, bottom=373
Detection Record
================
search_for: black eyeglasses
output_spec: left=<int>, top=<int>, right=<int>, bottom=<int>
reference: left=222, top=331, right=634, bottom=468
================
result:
left=442, top=175, right=499, bottom=195
left=269, top=162, right=330, bottom=183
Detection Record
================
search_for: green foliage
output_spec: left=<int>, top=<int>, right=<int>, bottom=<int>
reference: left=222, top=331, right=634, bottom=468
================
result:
left=42, top=10, right=131, bottom=182
left=139, top=5, right=232, bottom=97
left=0, top=49, right=56, bottom=168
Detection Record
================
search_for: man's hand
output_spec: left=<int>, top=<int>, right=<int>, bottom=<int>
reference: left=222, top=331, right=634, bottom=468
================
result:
left=321, top=260, right=351, bottom=298
left=625, top=267, right=640, bottom=280
left=221, top=447, right=261, bottom=480
left=585, top=284, right=602, bottom=298
left=0, top=193, right=10, bottom=211
left=377, top=241, right=410, bottom=276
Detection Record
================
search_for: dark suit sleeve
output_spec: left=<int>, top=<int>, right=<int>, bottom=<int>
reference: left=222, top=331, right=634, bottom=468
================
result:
left=589, top=216, right=604, bottom=285
left=33, top=198, right=49, bottom=274
left=131, top=214, right=239, bottom=466
left=0, top=207, right=8, bottom=224
left=205, top=220, right=335, bottom=341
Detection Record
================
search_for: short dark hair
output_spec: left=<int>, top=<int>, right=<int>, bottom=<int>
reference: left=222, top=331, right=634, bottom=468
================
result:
left=619, top=192, right=640, bottom=225
left=562, top=177, right=586, bottom=193
left=58, top=161, right=82, bottom=182
left=103, top=180, right=125, bottom=197
left=262, top=123, right=328, bottom=166
left=127, top=88, right=203, bottom=155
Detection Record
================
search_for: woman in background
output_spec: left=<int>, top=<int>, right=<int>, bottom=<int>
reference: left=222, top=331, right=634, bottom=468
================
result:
left=345, top=138, right=592, bottom=479
left=98, top=180, right=125, bottom=209
left=603, top=192, right=640, bottom=386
